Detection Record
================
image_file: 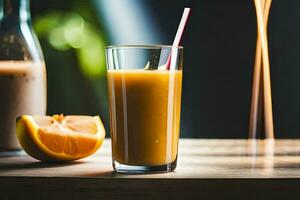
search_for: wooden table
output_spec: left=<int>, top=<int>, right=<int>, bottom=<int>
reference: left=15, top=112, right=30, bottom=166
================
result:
left=1, top=139, right=300, bottom=200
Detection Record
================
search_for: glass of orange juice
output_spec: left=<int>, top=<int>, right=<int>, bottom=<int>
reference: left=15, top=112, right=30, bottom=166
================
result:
left=106, top=45, right=183, bottom=173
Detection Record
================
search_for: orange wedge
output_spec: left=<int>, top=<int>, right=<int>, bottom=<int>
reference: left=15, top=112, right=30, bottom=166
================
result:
left=16, top=114, right=105, bottom=161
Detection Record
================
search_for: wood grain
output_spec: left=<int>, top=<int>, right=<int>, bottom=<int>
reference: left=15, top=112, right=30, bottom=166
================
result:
left=1, top=139, right=300, bottom=200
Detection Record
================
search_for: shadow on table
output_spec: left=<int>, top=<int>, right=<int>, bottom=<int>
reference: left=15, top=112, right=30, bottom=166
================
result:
left=0, top=160, right=85, bottom=171
left=83, top=171, right=117, bottom=177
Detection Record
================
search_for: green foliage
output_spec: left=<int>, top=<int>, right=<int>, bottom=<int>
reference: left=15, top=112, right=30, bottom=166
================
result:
left=34, top=11, right=106, bottom=78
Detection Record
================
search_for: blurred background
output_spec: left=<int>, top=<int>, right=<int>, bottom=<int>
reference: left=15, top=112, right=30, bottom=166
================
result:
left=30, top=0, right=300, bottom=138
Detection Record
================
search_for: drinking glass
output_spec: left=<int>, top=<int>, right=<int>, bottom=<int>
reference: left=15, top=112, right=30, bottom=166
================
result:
left=106, top=45, right=183, bottom=173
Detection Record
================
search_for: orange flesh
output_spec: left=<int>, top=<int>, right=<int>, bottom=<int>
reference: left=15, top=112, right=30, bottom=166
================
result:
left=31, top=115, right=102, bottom=158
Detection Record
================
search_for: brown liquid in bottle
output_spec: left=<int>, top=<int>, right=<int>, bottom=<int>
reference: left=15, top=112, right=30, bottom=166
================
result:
left=0, top=61, right=46, bottom=149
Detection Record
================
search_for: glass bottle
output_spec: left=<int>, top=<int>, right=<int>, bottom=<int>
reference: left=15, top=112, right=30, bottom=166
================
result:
left=0, top=0, right=46, bottom=149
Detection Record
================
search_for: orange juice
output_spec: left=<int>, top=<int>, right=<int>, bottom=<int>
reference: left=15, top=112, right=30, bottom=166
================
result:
left=107, top=69, right=182, bottom=166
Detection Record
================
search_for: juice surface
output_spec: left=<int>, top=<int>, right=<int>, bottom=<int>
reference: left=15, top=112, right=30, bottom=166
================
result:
left=107, top=69, right=182, bottom=166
